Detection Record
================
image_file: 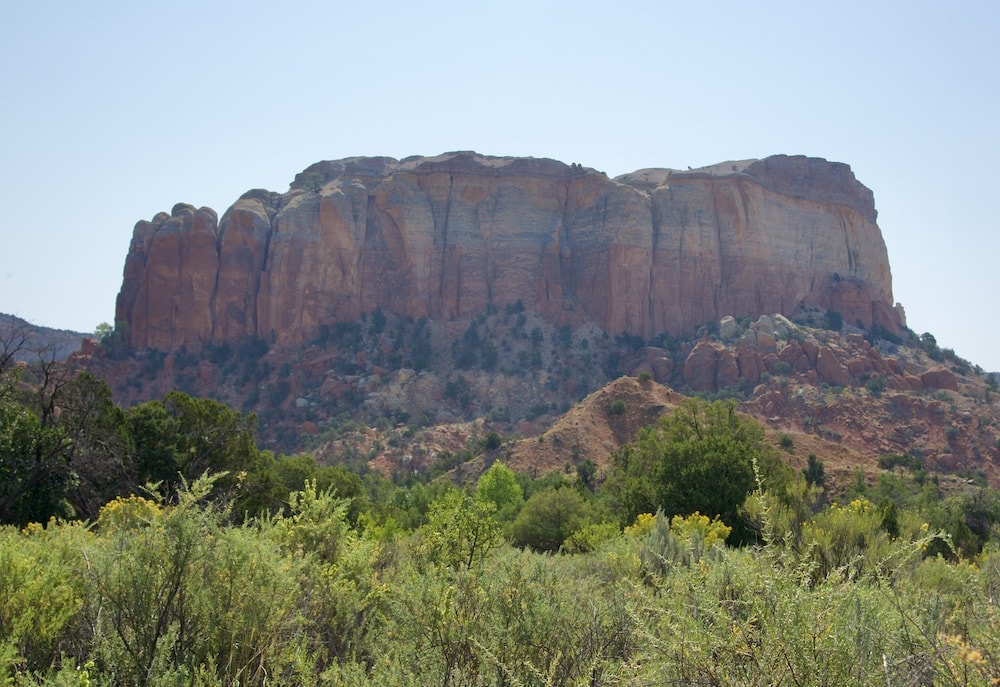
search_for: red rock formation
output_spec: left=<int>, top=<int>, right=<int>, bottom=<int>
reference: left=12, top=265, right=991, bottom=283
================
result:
left=920, top=367, right=960, bottom=391
left=115, top=152, right=902, bottom=350
left=683, top=340, right=723, bottom=391
left=736, top=344, right=764, bottom=385
left=674, top=314, right=922, bottom=394
left=816, top=345, right=851, bottom=386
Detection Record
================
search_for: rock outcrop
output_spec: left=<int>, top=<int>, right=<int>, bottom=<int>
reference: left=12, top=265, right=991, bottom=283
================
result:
left=116, top=152, right=901, bottom=350
left=673, top=314, right=911, bottom=393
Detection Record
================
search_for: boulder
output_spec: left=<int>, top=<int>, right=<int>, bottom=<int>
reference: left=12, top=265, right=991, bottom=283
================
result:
left=716, top=348, right=741, bottom=388
left=920, top=367, right=960, bottom=391
left=779, top=341, right=812, bottom=373
left=683, top=340, right=720, bottom=391
left=736, top=345, right=764, bottom=385
left=816, top=345, right=851, bottom=386
left=718, top=315, right=739, bottom=341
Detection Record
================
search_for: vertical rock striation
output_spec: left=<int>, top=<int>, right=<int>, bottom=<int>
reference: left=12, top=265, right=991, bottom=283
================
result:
left=116, top=152, right=901, bottom=350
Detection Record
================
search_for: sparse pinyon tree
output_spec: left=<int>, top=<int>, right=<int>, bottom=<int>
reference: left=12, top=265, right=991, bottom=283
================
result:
left=803, top=453, right=826, bottom=488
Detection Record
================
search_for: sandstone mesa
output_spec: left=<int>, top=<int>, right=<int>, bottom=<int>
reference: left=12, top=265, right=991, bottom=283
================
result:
left=115, top=152, right=903, bottom=351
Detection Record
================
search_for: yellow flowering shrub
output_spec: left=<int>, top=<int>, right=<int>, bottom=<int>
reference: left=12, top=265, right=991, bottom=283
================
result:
left=669, top=511, right=732, bottom=548
left=97, top=495, right=162, bottom=530
left=625, top=512, right=657, bottom=538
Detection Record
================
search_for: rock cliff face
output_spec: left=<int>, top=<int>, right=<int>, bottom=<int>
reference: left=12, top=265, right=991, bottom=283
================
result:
left=116, top=152, right=901, bottom=350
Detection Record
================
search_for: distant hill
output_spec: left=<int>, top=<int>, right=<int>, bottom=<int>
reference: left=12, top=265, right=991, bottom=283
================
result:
left=0, top=313, right=88, bottom=363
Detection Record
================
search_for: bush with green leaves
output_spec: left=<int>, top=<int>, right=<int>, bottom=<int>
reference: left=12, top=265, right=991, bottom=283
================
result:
left=416, top=487, right=504, bottom=568
left=878, top=452, right=923, bottom=472
left=387, top=546, right=636, bottom=686
left=509, top=486, right=601, bottom=551
left=87, top=475, right=302, bottom=685
left=803, top=453, right=826, bottom=488
left=604, top=398, right=787, bottom=543
left=475, top=461, right=524, bottom=521
left=634, top=509, right=730, bottom=579
left=267, top=481, right=390, bottom=670
left=0, top=520, right=89, bottom=675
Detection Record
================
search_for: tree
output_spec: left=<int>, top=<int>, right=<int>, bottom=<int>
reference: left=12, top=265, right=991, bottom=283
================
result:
left=0, top=351, right=136, bottom=524
left=823, top=309, right=843, bottom=332
left=604, top=399, right=780, bottom=543
left=483, top=431, right=503, bottom=451
left=476, top=461, right=523, bottom=521
left=803, top=453, right=826, bottom=488
left=131, top=391, right=258, bottom=480
left=576, top=459, right=598, bottom=492
left=0, top=364, right=122, bottom=525
left=125, top=391, right=277, bottom=516
left=0, top=394, right=76, bottom=524
left=0, top=318, right=31, bottom=374
left=94, top=320, right=129, bottom=356
left=93, top=322, right=113, bottom=341
left=419, top=488, right=504, bottom=568
left=509, top=486, right=598, bottom=551
left=49, top=372, right=132, bottom=519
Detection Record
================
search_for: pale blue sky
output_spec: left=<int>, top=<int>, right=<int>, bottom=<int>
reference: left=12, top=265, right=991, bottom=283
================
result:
left=2, top=1, right=998, bottom=369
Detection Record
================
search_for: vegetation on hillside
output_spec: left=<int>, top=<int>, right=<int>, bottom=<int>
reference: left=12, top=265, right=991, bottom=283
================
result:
left=85, top=303, right=1000, bottom=476
left=4, top=328, right=1000, bottom=684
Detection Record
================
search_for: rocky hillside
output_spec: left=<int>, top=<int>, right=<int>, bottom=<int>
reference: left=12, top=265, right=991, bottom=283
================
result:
left=84, top=152, right=1000, bottom=487
left=84, top=303, right=1000, bottom=489
left=296, top=317, right=1000, bottom=490
left=114, top=152, right=901, bottom=351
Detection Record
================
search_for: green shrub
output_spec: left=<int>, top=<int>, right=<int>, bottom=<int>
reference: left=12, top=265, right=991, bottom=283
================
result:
left=865, top=374, right=886, bottom=396
left=878, top=452, right=922, bottom=472
left=417, top=488, right=503, bottom=568
left=0, top=522, right=89, bottom=673
left=476, top=462, right=523, bottom=521
left=771, top=360, right=792, bottom=374
left=604, top=399, right=781, bottom=543
left=823, top=309, right=844, bottom=331
left=562, top=521, right=621, bottom=554
left=798, top=497, right=900, bottom=582
left=483, top=431, right=503, bottom=451
left=945, top=425, right=959, bottom=444
left=510, top=487, right=598, bottom=551
left=638, top=510, right=730, bottom=579
left=803, top=453, right=826, bottom=488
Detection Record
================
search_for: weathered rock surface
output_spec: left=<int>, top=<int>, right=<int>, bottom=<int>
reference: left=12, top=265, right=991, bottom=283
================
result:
left=673, top=313, right=916, bottom=394
left=116, top=152, right=901, bottom=350
left=920, top=366, right=960, bottom=391
left=816, top=345, right=852, bottom=386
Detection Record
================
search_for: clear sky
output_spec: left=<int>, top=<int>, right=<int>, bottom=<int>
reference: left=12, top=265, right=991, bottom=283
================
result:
left=2, top=1, right=998, bottom=370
